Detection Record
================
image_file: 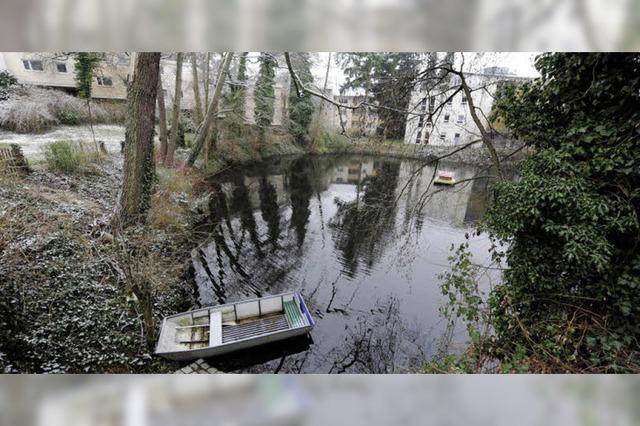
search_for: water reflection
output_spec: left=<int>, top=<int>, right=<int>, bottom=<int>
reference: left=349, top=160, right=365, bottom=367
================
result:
left=191, top=155, right=498, bottom=372
left=330, top=161, right=400, bottom=278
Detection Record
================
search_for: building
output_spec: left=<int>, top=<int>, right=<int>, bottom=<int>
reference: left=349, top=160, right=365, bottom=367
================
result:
left=0, top=52, right=134, bottom=100
left=403, top=67, right=530, bottom=147
left=333, top=95, right=380, bottom=137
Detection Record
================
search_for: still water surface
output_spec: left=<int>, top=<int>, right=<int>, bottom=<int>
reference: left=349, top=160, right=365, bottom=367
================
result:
left=191, top=155, right=498, bottom=372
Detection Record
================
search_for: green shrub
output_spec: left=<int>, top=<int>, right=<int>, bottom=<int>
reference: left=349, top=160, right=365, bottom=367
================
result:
left=0, top=71, right=17, bottom=101
left=0, top=70, right=17, bottom=89
left=56, top=104, right=82, bottom=125
left=312, top=130, right=350, bottom=153
left=43, top=141, right=96, bottom=174
left=486, top=53, right=640, bottom=372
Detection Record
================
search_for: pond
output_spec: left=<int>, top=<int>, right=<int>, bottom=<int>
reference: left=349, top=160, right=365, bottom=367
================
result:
left=190, top=154, right=499, bottom=373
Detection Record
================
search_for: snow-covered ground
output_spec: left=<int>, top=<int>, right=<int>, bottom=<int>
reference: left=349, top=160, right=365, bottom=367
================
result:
left=0, top=125, right=125, bottom=160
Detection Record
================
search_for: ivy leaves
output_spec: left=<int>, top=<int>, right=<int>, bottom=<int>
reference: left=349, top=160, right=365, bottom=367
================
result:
left=485, top=53, right=640, bottom=372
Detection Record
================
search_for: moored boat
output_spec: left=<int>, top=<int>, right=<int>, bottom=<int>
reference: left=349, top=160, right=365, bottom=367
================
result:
left=434, top=171, right=456, bottom=185
left=155, top=292, right=314, bottom=361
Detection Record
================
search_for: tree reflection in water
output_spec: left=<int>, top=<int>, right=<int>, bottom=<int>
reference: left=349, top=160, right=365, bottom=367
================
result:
left=190, top=155, right=497, bottom=372
left=258, top=175, right=281, bottom=251
left=329, top=161, right=401, bottom=278
left=289, top=158, right=313, bottom=248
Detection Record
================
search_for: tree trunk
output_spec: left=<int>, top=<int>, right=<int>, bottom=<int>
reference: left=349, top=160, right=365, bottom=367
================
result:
left=112, top=52, right=161, bottom=228
left=312, top=52, right=332, bottom=145
left=157, top=64, right=169, bottom=163
left=459, top=72, right=504, bottom=179
left=191, top=52, right=204, bottom=125
left=165, top=52, right=183, bottom=167
left=203, top=52, right=211, bottom=106
left=186, top=52, right=233, bottom=167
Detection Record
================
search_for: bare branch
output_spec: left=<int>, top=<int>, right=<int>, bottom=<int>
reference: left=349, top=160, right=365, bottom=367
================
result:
left=284, top=52, right=423, bottom=117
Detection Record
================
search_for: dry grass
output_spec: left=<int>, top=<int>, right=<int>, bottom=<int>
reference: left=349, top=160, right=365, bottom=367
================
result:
left=156, top=167, right=193, bottom=194
left=43, top=140, right=105, bottom=174
left=0, top=86, right=126, bottom=133
left=148, top=167, right=196, bottom=230
left=148, top=190, right=182, bottom=229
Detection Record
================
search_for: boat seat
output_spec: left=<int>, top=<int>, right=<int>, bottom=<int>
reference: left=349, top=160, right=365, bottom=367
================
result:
left=284, top=299, right=305, bottom=328
left=209, top=310, right=222, bottom=347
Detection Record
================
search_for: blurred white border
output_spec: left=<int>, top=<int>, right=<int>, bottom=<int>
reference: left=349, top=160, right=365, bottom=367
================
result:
left=1, top=375, right=638, bottom=426
left=0, top=0, right=637, bottom=51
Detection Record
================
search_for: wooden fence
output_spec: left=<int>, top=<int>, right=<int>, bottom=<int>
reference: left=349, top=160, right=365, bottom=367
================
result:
left=0, top=144, right=30, bottom=176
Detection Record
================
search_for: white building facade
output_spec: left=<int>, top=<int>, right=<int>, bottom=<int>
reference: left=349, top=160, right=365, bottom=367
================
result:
left=0, top=52, right=134, bottom=100
left=403, top=68, right=530, bottom=147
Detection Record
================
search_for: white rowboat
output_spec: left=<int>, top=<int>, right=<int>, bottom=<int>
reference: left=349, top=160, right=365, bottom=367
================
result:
left=155, top=292, right=314, bottom=361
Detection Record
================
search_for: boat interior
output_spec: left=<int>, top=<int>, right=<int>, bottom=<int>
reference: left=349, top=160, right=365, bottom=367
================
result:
left=157, top=293, right=310, bottom=352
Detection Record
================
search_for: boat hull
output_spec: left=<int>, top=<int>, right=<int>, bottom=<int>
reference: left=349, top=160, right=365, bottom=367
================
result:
left=434, top=178, right=456, bottom=185
left=155, top=291, right=315, bottom=362
left=157, top=324, right=312, bottom=361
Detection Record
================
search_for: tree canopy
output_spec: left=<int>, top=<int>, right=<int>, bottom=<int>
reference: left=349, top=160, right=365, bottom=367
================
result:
left=287, top=52, right=315, bottom=146
left=338, top=52, right=421, bottom=139
left=254, top=53, right=276, bottom=132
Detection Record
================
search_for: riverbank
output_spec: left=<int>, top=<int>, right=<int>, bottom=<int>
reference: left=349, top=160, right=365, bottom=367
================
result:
left=315, top=137, right=527, bottom=167
left=0, top=153, right=203, bottom=373
left=202, top=130, right=527, bottom=175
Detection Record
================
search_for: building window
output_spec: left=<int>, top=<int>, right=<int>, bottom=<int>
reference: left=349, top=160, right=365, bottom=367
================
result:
left=447, top=96, right=453, bottom=105
left=416, top=131, right=422, bottom=143
left=461, top=96, right=467, bottom=104
left=444, top=114, right=450, bottom=123
left=424, top=132, right=429, bottom=144
left=96, top=76, right=113, bottom=86
left=56, top=62, right=67, bottom=73
left=439, top=133, right=446, bottom=142
left=420, top=98, right=427, bottom=111
left=418, top=115, right=424, bottom=128
left=22, top=59, right=44, bottom=71
left=429, top=96, right=435, bottom=113
left=456, top=114, right=465, bottom=124
left=454, top=133, right=461, bottom=143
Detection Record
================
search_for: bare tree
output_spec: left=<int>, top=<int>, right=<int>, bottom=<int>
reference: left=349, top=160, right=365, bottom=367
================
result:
left=203, top=52, right=212, bottom=105
left=414, top=53, right=505, bottom=178
left=458, top=69, right=503, bottom=178
left=191, top=52, right=204, bottom=125
left=165, top=52, right=183, bottom=167
left=112, top=52, right=161, bottom=228
left=157, top=63, right=169, bottom=162
left=186, top=52, right=233, bottom=167
left=311, top=52, right=332, bottom=144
